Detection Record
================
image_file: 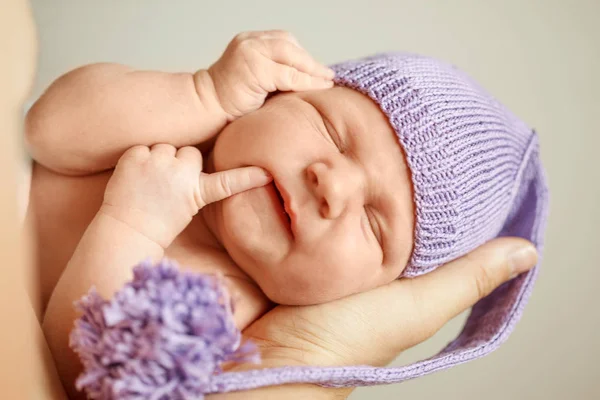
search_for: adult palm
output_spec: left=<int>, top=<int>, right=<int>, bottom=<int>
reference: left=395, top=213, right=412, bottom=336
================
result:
left=212, top=237, right=537, bottom=400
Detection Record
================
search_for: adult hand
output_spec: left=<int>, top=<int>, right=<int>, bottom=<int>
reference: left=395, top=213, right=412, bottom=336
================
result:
left=209, top=237, right=538, bottom=399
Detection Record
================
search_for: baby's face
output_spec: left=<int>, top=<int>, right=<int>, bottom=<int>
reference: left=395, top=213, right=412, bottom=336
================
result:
left=207, top=86, right=414, bottom=305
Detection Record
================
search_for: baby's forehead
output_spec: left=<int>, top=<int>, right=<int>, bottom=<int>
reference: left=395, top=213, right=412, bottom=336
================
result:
left=269, top=86, right=360, bottom=110
left=265, top=87, right=403, bottom=160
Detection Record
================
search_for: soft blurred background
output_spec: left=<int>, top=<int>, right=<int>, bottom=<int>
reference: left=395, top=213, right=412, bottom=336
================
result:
left=28, top=0, right=599, bottom=398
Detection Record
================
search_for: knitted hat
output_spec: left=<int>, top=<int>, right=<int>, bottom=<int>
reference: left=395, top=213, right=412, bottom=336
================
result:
left=336, top=53, right=548, bottom=279
left=205, top=53, right=549, bottom=391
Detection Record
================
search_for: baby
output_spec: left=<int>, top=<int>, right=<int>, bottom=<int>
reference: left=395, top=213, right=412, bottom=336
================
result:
left=27, top=30, right=547, bottom=397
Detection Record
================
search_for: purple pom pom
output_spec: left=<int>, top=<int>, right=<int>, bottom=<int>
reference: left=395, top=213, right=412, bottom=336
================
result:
left=69, top=259, right=260, bottom=399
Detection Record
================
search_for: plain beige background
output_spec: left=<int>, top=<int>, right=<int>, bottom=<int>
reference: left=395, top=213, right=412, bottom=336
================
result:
left=28, top=0, right=599, bottom=399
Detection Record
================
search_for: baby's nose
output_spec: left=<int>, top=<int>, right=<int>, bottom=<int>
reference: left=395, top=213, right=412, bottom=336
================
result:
left=305, top=161, right=363, bottom=219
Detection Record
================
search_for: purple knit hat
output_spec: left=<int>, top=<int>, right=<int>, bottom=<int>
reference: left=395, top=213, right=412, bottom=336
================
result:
left=334, top=53, right=548, bottom=278
left=204, top=53, right=549, bottom=392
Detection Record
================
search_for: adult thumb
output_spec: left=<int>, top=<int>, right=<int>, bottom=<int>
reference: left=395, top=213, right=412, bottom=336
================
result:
left=382, top=237, right=538, bottom=349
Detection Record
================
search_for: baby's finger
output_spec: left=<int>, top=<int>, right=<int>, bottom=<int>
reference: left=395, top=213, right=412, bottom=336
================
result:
left=150, top=143, right=177, bottom=158
left=119, top=145, right=150, bottom=163
left=265, top=39, right=335, bottom=79
left=247, top=30, right=304, bottom=48
left=175, top=146, right=203, bottom=167
left=196, top=167, right=272, bottom=208
left=271, top=63, right=334, bottom=92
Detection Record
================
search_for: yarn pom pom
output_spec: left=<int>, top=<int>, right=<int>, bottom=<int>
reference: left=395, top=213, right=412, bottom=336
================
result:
left=69, top=259, right=260, bottom=399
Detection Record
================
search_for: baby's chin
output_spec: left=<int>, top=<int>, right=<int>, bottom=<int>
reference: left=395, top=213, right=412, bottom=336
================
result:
left=252, top=262, right=368, bottom=306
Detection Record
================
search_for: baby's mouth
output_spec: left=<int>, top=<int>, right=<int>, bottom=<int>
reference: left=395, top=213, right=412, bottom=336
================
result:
left=273, top=181, right=294, bottom=236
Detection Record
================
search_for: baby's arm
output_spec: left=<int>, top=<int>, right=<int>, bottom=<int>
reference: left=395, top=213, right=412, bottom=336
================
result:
left=26, top=30, right=333, bottom=176
left=26, top=64, right=226, bottom=175
left=42, top=206, right=165, bottom=400
left=41, top=144, right=271, bottom=399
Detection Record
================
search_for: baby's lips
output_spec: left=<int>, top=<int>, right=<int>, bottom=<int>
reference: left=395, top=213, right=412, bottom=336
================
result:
left=273, top=179, right=297, bottom=239
left=283, top=199, right=297, bottom=238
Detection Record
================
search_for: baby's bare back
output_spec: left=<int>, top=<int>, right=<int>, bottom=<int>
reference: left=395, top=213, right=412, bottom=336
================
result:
left=29, top=163, right=271, bottom=329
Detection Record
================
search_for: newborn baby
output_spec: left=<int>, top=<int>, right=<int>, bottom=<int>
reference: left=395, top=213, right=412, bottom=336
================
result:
left=27, top=30, right=547, bottom=397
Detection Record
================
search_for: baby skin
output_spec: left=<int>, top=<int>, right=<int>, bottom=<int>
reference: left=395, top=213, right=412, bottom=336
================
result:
left=26, top=30, right=414, bottom=397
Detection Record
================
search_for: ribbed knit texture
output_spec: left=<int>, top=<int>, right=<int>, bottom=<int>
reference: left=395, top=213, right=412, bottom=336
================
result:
left=200, top=53, right=550, bottom=393
left=332, top=53, right=543, bottom=276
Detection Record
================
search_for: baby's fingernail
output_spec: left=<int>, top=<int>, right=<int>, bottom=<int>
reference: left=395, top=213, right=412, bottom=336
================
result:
left=260, top=169, right=272, bottom=180
left=508, top=245, right=538, bottom=278
left=326, top=68, right=335, bottom=78
left=321, top=78, right=334, bottom=87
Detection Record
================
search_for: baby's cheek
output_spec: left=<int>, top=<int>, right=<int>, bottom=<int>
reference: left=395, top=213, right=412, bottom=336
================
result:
left=337, top=225, right=380, bottom=265
left=327, top=230, right=384, bottom=289
left=264, top=240, right=374, bottom=305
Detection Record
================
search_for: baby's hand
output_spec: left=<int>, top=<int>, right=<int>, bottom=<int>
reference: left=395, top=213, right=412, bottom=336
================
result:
left=207, top=30, right=335, bottom=119
left=101, top=144, right=271, bottom=248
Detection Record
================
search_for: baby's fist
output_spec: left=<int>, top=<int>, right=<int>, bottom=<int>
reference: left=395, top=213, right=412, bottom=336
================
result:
left=207, top=30, right=335, bottom=119
left=102, top=144, right=271, bottom=248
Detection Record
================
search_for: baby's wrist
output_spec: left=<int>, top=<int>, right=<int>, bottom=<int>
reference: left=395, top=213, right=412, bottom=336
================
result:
left=193, top=69, right=232, bottom=124
left=98, top=203, right=176, bottom=250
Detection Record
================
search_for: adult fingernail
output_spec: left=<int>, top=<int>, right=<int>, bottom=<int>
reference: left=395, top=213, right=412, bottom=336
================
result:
left=508, top=245, right=538, bottom=278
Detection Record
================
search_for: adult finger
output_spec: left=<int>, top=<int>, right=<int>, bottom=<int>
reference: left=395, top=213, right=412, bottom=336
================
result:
left=197, top=167, right=272, bottom=207
left=374, top=237, right=538, bottom=349
left=405, top=237, right=537, bottom=326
